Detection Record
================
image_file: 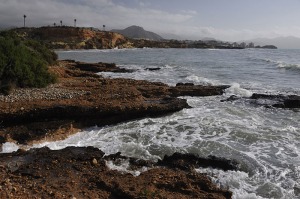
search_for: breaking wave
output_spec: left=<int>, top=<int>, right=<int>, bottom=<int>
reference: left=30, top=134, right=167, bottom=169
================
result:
left=263, top=59, right=300, bottom=70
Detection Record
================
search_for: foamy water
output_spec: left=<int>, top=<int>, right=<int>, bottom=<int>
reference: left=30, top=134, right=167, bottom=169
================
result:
left=2, top=48, right=300, bottom=198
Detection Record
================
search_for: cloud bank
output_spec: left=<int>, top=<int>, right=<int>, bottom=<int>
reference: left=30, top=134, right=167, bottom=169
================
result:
left=1, top=0, right=300, bottom=41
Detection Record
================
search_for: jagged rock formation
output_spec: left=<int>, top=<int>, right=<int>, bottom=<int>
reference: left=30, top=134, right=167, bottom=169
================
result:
left=112, top=25, right=164, bottom=41
left=0, top=147, right=235, bottom=199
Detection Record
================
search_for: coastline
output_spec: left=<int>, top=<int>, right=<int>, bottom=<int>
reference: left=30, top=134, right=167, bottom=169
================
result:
left=0, top=60, right=229, bottom=146
left=0, top=59, right=234, bottom=198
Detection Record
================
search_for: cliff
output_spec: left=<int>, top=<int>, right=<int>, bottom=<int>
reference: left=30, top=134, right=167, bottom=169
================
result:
left=14, top=27, right=134, bottom=49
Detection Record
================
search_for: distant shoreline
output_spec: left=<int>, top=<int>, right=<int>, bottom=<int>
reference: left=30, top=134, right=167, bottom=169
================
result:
left=12, top=26, right=278, bottom=50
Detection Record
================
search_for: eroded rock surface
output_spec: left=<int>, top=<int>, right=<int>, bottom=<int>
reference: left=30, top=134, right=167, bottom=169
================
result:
left=0, top=147, right=234, bottom=199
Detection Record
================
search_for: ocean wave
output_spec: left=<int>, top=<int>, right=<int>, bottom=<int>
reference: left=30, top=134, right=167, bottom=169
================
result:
left=185, top=74, right=220, bottom=85
left=262, top=59, right=300, bottom=70
left=225, top=83, right=253, bottom=98
left=164, top=64, right=179, bottom=69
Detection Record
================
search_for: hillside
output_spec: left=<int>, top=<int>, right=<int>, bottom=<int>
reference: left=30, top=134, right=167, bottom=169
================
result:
left=112, top=25, right=164, bottom=41
left=13, top=27, right=134, bottom=49
left=0, top=31, right=57, bottom=94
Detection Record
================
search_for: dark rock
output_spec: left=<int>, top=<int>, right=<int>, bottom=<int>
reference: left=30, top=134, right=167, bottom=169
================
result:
left=176, top=83, right=195, bottom=86
left=170, top=85, right=230, bottom=97
left=145, top=67, right=161, bottom=71
left=0, top=135, right=5, bottom=144
left=157, top=152, right=240, bottom=171
left=0, top=97, right=189, bottom=144
left=73, top=61, right=133, bottom=73
left=281, top=99, right=300, bottom=108
left=221, top=95, right=239, bottom=102
left=251, top=93, right=300, bottom=108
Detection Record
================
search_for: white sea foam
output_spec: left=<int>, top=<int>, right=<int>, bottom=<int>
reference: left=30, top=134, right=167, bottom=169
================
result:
left=225, top=83, right=253, bottom=97
left=105, top=160, right=148, bottom=177
left=185, top=74, right=220, bottom=85
left=278, top=62, right=300, bottom=69
left=198, top=166, right=300, bottom=199
left=1, top=142, right=19, bottom=153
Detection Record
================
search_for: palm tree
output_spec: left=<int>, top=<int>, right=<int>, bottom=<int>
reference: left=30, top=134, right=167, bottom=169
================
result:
left=53, top=22, right=56, bottom=27
left=60, top=20, right=62, bottom=26
left=74, top=19, right=77, bottom=27
left=23, top=15, right=26, bottom=27
left=103, top=25, right=105, bottom=31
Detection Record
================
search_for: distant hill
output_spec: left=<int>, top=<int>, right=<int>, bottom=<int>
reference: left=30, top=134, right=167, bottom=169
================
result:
left=111, top=26, right=164, bottom=41
left=244, top=36, right=300, bottom=49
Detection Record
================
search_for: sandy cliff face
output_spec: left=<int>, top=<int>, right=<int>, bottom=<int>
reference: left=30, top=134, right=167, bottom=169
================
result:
left=15, top=27, right=133, bottom=49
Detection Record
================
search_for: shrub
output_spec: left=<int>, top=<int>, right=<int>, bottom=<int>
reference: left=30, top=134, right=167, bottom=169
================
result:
left=0, top=31, right=57, bottom=94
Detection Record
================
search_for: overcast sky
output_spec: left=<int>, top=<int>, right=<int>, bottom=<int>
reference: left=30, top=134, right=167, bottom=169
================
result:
left=1, top=0, right=300, bottom=41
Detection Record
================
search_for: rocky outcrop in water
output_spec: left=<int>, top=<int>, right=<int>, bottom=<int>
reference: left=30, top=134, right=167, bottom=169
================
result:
left=251, top=93, right=300, bottom=108
left=0, top=146, right=234, bottom=199
left=64, top=60, right=134, bottom=73
left=221, top=93, right=300, bottom=109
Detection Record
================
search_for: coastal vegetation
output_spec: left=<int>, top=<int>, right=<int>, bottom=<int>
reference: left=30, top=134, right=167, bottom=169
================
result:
left=0, top=31, right=57, bottom=94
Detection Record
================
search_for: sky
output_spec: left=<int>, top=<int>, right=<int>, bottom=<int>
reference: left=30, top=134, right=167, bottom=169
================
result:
left=1, top=0, right=300, bottom=41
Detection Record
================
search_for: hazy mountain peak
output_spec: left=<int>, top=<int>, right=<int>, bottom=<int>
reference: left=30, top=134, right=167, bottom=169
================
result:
left=111, top=25, right=164, bottom=41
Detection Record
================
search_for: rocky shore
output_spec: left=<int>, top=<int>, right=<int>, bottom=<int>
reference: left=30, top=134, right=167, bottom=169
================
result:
left=0, top=147, right=237, bottom=199
left=0, top=60, right=229, bottom=145
left=1, top=59, right=299, bottom=198
left=0, top=60, right=236, bottom=198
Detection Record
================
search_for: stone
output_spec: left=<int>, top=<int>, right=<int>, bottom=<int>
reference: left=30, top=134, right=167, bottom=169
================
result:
left=92, top=158, right=98, bottom=165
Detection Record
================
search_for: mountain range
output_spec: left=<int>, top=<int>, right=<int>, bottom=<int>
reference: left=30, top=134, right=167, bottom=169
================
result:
left=111, top=25, right=164, bottom=41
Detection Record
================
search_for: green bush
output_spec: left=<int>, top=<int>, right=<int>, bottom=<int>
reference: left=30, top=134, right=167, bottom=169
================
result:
left=0, top=31, right=57, bottom=94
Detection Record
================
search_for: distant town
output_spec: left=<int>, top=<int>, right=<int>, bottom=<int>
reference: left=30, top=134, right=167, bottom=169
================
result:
left=182, top=40, right=277, bottom=49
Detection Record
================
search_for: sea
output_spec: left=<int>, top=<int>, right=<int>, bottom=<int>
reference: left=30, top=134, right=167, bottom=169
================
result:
left=2, top=48, right=300, bottom=199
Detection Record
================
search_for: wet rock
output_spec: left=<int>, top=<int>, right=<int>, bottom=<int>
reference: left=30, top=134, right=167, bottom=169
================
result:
left=145, top=67, right=161, bottom=71
left=176, top=82, right=194, bottom=86
left=157, top=152, right=240, bottom=171
left=294, top=186, right=300, bottom=196
left=251, top=93, right=300, bottom=108
left=220, top=95, right=239, bottom=102
left=170, top=84, right=230, bottom=97
left=72, top=61, right=133, bottom=73
left=0, top=135, right=5, bottom=144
